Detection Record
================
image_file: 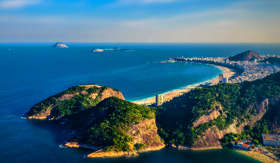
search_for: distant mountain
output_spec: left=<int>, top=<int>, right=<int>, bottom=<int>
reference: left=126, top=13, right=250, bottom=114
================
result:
left=229, top=50, right=262, bottom=61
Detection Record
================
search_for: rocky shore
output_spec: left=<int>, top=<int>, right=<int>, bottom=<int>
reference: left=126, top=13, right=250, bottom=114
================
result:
left=87, top=145, right=166, bottom=158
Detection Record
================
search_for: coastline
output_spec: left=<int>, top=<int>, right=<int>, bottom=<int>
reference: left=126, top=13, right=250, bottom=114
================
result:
left=132, top=64, right=235, bottom=105
left=64, top=142, right=166, bottom=158
left=235, top=150, right=278, bottom=163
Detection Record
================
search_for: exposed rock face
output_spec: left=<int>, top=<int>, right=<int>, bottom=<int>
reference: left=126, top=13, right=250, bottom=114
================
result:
left=128, top=119, right=165, bottom=151
left=229, top=50, right=262, bottom=61
left=26, top=106, right=53, bottom=120
left=87, top=151, right=137, bottom=158
left=59, top=97, right=165, bottom=158
left=25, top=85, right=125, bottom=120
left=85, top=119, right=165, bottom=158
left=64, top=142, right=99, bottom=150
left=193, top=105, right=222, bottom=128
left=100, top=87, right=125, bottom=101
left=193, top=99, right=269, bottom=148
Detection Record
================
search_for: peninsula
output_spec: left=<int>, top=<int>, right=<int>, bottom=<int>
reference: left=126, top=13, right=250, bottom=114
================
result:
left=25, top=84, right=165, bottom=158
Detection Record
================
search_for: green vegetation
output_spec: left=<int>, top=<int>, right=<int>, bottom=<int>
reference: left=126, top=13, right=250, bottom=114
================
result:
left=75, top=97, right=156, bottom=152
left=222, top=100, right=280, bottom=147
left=157, top=72, right=280, bottom=146
left=26, top=85, right=109, bottom=119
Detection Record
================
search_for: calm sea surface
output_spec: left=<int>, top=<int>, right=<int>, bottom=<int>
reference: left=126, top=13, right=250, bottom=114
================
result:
left=1, top=43, right=279, bottom=163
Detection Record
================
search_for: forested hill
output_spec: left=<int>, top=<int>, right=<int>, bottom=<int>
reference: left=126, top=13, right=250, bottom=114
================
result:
left=25, top=84, right=125, bottom=120
left=65, top=97, right=165, bottom=158
left=157, top=72, right=280, bottom=148
left=229, top=50, right=262, bottom=61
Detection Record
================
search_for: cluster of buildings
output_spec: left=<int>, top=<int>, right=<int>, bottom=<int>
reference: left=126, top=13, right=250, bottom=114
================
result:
left=232, top=139, right=253, bottom=151
left=230, top=134, right=280, bottom=151
left=173, top=55, right=280, bottom=84
left=154, top=53, right=280, bottom=106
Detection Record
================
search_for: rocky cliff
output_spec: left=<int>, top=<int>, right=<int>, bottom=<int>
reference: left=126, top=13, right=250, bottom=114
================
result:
left=157, top=71, right=280, bottom=149
left=193, top=99, right=269, bottom=148
left=64, top=97, right=165, bottom=158
left=85, top=119, right=165, bottom=158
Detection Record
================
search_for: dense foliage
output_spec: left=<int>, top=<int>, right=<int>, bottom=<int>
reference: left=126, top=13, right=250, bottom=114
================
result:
left=75, top=97, right=156, bottom=152
left=222, top=100, right=280, bottom=147
left=26, top=85, right=108, bottom=118
left=157, top=72, right=280, bottom=146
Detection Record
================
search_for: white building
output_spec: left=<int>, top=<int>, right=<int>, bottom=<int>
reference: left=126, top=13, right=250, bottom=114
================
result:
left=156, top=94, right=164, bottom=106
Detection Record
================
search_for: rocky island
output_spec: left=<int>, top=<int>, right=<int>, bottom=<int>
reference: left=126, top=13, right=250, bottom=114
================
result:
left=53, top=42, right=68, bottom=48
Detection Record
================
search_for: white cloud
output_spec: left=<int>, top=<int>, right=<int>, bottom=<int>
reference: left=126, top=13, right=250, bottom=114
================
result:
left=0, top=0, right=41, bottom=8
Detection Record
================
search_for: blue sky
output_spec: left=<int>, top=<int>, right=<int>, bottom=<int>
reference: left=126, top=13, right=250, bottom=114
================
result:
left=0, top=0, right=279, bottom=43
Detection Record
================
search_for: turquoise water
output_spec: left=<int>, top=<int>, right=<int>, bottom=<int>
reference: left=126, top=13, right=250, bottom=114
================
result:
left=1, top=43, right=279, bottom=163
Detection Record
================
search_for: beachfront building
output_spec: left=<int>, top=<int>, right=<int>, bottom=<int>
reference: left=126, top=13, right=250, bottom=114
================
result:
left=223, top=77, right=229, bottom=83
left=218, top=74, right=224, bottom=82
left=231, top=139, right=252, bottom=151
left=262, top=134, right=280, bottom=146
left=156, top=94, right=164, bottom=106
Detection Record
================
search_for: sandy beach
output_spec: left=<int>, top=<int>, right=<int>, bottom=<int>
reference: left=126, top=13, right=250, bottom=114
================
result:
left=236, top=150, right=279, bottom=163
left=132, top=65, right=236, bottom=105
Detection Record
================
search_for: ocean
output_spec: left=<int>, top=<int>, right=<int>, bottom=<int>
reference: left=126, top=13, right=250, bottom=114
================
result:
left=1, top=43, right=279, bottom=163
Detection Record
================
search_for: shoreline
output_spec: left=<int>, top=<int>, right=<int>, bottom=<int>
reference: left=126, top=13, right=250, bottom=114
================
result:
left=132, top=64, right=236, bottom=105
left=235, top=150, right=279, bottom=163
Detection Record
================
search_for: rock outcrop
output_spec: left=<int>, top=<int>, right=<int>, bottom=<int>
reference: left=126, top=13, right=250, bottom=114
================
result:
left=86, top=119, right=165, bottom=158
left=193, top=99, right=269, bottom=148
left=193, top=103, right=223, bottom=128
left=63, top=97, right=165, bottom=158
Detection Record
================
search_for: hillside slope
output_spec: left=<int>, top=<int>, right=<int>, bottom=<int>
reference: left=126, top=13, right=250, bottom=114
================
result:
left=157, top=72, right=280, bottom=148
left=229, top=50, right=262, bottom=61
left=65, top=97, right=165, bottom=158
left=25, top=84, right=125, bottom=120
